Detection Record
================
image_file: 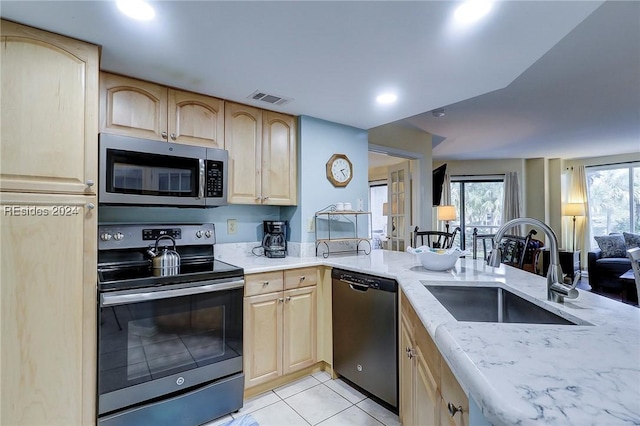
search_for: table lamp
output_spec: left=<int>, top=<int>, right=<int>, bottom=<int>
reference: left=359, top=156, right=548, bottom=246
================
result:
left=437, top=205, right=457, bottom=233
left=562, top=202, right=585, bottom=251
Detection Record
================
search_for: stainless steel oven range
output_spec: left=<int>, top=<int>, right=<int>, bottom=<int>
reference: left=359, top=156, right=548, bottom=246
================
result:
left=97, top=223, right=244, bottom=426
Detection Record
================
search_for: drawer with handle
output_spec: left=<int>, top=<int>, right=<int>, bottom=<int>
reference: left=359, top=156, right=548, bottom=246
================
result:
left=284, top=267, right=317, bottom=289
left=245, top=271, right=284, bottom=296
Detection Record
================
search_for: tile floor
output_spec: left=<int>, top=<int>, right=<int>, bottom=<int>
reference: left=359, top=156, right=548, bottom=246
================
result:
left=204, top=372, right=400, bottom=426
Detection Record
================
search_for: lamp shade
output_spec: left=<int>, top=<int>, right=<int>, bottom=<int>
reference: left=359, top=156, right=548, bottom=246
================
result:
left=563, top=202, right=585, bottom=217
left=437, top=205, right=457, bottom=221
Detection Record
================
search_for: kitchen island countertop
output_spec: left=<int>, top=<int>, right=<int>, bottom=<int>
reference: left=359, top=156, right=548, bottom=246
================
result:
left=224, top=250, right=640, bottom=425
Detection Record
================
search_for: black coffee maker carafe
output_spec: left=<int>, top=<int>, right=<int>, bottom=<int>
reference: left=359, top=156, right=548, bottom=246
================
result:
left=262, top=220, right=287, bottom=258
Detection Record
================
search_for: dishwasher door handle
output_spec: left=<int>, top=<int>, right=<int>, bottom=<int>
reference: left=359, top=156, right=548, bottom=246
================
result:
left=340, top=279, right=370, bottom=292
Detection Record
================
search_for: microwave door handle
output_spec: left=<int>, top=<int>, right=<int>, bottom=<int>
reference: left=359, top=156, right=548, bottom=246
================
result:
left=198, top=159, right=205, bottom=199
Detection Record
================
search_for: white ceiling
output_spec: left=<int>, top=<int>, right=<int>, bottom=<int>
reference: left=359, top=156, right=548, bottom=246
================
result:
left=404, top=0, right=640, bottom=160
left=2, top=1, right=637, bottom=161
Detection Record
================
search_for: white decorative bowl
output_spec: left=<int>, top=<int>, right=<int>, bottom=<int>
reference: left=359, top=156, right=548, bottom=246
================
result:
left=408, top=246, right=465, bottom=271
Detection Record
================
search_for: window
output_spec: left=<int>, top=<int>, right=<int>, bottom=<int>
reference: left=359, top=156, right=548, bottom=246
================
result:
left=450, top=177, right=504, bottom=253
left=586, top=162, right=640, bottom=246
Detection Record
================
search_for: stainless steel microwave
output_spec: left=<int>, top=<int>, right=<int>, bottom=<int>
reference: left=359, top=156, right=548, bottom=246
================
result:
left=99, top=133, right=228, bottom=207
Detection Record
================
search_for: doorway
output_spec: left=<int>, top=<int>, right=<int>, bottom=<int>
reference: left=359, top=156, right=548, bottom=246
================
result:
left=368, top=149, right=417, bottom=251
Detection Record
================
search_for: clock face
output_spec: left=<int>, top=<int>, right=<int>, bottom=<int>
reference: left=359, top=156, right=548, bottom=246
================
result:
left=326, top=154, right=353, bottom=187
left=331, top=158, right=351, bottom=182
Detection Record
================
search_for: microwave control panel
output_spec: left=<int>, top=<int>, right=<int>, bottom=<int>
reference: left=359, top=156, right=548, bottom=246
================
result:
left=206, top=160, right=224, bottom=197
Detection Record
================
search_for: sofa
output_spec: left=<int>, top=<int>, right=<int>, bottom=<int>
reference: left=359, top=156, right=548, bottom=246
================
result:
left=588, top=232, right=639, bottom=303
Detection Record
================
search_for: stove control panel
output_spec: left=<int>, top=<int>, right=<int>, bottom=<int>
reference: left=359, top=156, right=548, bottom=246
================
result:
left=142, top=228, right=182, bottom=241
left=98, top=223, right=216, bottom=250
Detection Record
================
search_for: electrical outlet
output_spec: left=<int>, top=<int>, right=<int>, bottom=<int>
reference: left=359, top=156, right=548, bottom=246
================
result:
left=307, top=217, right=315, bottom=233
left=227, top=219, right=237, bottom=235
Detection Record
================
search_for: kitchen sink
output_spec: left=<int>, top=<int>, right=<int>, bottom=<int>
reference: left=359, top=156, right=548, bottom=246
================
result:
left=423, top=285, right=590, bottom=325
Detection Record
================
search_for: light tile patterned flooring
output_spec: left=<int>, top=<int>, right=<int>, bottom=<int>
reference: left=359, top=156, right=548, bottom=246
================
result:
left=205, top=372, right=400, bottom=426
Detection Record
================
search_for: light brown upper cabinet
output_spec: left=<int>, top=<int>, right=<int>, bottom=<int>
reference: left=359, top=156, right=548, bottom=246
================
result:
left=0, top=20, right=99, bottom=195
left=225, top=102, right=297, bottom=205
left=100, top=72, right=225, bottom=148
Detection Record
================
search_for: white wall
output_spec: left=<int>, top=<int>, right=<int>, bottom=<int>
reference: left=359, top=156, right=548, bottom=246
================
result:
left=434, top=158, right=525, bottom=178
left=564, top=152, right=640, bottom=169
left=368, top=123, right=432, bottom=229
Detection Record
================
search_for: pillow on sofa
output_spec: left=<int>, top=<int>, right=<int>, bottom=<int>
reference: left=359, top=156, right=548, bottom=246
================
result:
left=594, top=234, right=627, bottom=258
left=623, top=232, right=640, bottom=250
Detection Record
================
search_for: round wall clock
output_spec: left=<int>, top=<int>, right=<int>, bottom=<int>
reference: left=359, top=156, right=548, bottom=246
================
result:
left=326, top=153, right=353, bottom=187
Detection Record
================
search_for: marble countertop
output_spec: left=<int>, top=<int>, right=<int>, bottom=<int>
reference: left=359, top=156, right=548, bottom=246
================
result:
left=222, top=250, right=640, bottom=425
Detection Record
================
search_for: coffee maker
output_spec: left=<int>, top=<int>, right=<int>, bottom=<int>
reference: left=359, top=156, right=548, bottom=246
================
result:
left=262, top=220, right=287, bottom=258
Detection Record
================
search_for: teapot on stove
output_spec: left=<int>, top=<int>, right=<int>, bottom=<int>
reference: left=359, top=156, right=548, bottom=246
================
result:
left=147, top=235, right=180, bottom=276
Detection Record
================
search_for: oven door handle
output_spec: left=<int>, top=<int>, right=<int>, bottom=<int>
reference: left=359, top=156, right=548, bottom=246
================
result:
left=100, top=279, right=245, bottom=307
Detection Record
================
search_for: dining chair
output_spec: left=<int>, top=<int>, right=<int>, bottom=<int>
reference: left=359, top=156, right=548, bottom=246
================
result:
left=413, top=226, right=460, bottom=249
left=472, top=228, right=495, bottom=261
left=498, top=229, right=538, bottom=270
left=626, top=247, right=640, bottom=304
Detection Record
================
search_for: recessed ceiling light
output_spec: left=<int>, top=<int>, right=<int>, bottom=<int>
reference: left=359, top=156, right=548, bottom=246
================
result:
left=117, top=0, right=155, bottom=21
left=454, top=0, right=492, bottom=24
left=376, top=93, right=397, bottom=105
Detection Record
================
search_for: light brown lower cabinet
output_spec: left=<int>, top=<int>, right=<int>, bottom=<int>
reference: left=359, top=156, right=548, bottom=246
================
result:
left=244, top=268, right=317, bottom=389
left=1, top=192, right=97, bottom=426
left=400, top=290, right=468, bottom=426
left=440, top=357, right=470, bottom=426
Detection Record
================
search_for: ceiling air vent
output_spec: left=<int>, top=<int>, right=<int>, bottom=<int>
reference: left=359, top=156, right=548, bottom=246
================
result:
left=248, top=90, right=293, bottom=106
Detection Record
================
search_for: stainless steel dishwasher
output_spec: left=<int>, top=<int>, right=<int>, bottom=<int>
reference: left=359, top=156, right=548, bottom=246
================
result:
left=332, top=268, right=398, bottom=411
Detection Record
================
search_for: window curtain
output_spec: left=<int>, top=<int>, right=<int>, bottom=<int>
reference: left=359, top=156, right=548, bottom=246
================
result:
left=564, top=166, right=590, bottom=266
left=502, top=171, right=522, bottom=235
left=437, top=172, right=452, bottom=232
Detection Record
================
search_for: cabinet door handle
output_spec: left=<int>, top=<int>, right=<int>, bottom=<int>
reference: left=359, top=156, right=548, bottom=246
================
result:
left=286, top=296, right=291, bottom=302
left=86, top=203, right=95, bottom=210
left=256, top=196, right=262, bottom=201
left=263, top=281, right=270, bottom=286
left=278, top=298, right=284, bottom=303
left=170, top=133, right=176, bottom=140
left=300, top=276, right=306, bottom=282
left=406, top=347, right=416, bottom=359
left=161, top=131, right=168, bottom=139
left=263, top=196, right=269, bottom=200
left=447, top=402, right=464, bottom=417
left=86, top=180, right=94, bottom=187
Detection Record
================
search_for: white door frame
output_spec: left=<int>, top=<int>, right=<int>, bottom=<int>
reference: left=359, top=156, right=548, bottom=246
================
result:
left=387, top=161, right=411, bottom=251
left=369, top=144, right=426, bottom=233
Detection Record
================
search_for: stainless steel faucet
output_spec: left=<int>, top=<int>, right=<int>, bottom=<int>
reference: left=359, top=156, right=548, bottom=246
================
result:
left=487, top=217, right=579, bottom=303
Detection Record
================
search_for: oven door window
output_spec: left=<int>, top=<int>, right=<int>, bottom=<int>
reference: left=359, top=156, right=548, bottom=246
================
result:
left=98, top=289, right=242, bottom=395
left=107, top=149, right=199, bottom=197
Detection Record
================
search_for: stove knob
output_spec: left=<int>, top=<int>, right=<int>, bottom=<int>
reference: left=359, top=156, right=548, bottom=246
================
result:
left=205, top=230, right=212, bottom=238
left=113, top=232, right=124, bottom=241
left=196, top=230, right=203, bottom=238
left=100, top=232, right=112, bottom=241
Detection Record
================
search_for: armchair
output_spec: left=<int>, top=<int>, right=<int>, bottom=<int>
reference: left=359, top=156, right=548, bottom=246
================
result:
left=587, top=249, right=631, bottom=292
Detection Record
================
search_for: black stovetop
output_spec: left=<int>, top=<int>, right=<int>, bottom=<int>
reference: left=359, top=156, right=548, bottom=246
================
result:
left=98, top=258, right=244, bottom=292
